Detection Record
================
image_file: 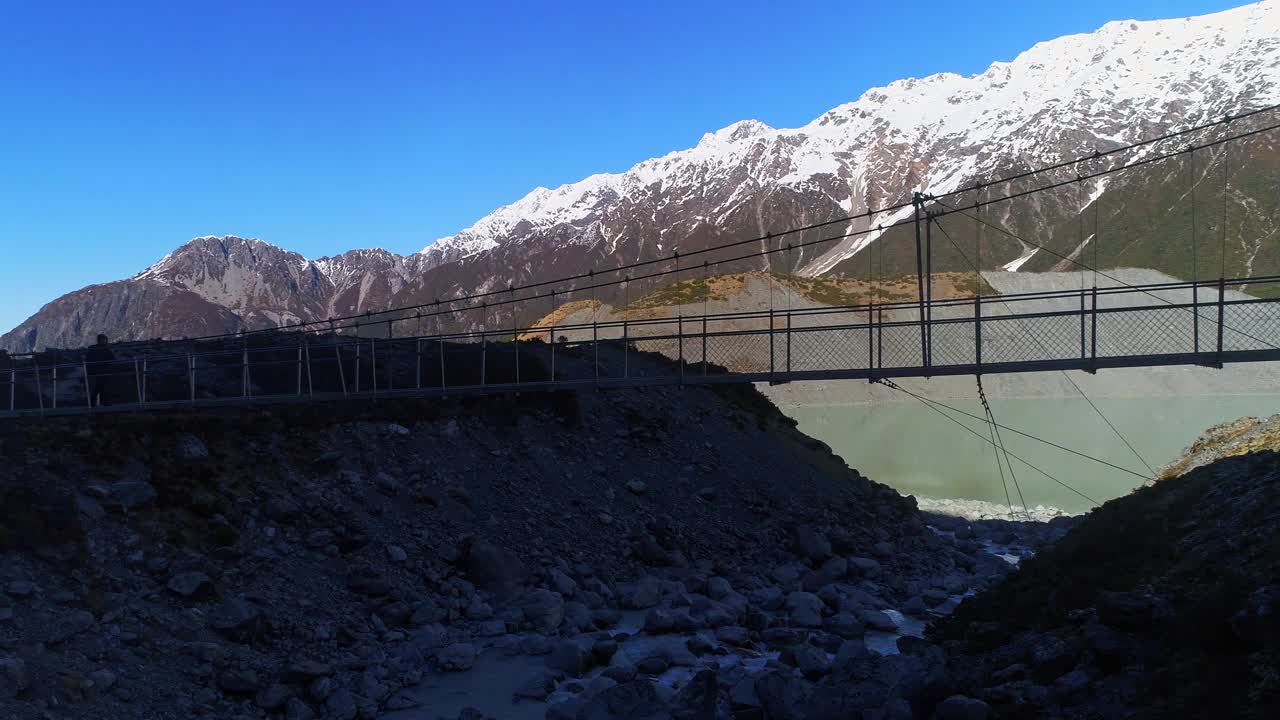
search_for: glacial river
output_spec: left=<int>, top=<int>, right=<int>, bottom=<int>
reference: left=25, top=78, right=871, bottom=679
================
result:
left=787, top=394, right=1280, bottom=514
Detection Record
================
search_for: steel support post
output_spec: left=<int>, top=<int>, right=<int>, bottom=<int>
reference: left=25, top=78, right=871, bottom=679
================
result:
left=769, top=307, right=776, bottom=380
left=1193, top=279, right=1201, bottom=354
left=867, top=304, right=874, bottom=378
left=912, top=193, right=927, bottom=368
left=701, top=315, right=707, bottom=376
left=1217, top=277, right=1226, bottom=362
left=336, top=342, right=348, bottom=396
left=1089, top=285, right=1099, bottom=373
left=1079, top=288, right=1087, bottom=359
left=925, top=213, right=933, bottom=370
left=975, top=295, right=983, bottom=372
left=785, top=311, right=791, bottom=375
left=34, top=361, right=44, bottom=412
left=878, top=307, right=884, bottom=370
left=678, top=315, right=685, bottom=385
left=304, top=340, right=314, bottom=398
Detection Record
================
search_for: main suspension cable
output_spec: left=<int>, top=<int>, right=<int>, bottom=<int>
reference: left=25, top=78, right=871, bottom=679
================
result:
left=931, top=217, right=1157, bottom=476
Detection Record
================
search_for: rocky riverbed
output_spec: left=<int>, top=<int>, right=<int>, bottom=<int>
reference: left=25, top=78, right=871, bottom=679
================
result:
left=0, top=347, right=1077, bottom=720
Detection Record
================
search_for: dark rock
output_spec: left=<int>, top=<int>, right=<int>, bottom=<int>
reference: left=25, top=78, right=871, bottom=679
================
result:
left=1095, top=591, right=1155, bottom=630
left=284, top=697, right=317, bottom=720
left=794, top=525, right=832, bottom=562
left=325, top=688, right=358, bottom=720
left=636, top=654, right=670, bottom=676
left=218, top=669, right=259, bottom=696
left=345, top=569, right=390, bottom=597
left=513, top=669, right=558, bottom=701
left=166, top=571, right=213, bottom=599
left=672, top=670, right=717, bottom=719
left=108, top=480, right=157, bottom=511
left=934, top=695, right=991, bottom=720
left=255, top=684, right=291, bottom=711
left=464, top=540, right=528, bottom=595
left=848, top=556, right=882, bottom=578
left=175, top=433, right=209, bottom=462
left=577, top=680, right=670, bottom=720
left=518, top=588, right=565, bottom=633
left=628, top=576, right=664, bottom=609
left=715, top=626, right=751, bottom=647
left=547, top=638, right=593, bottom=677
left=755, top=671, right=810, bottom=719
left=209, top=598, right=269, bottom=643
left=436, top=643, right=477, bottom=671
left=286, top=658, right=333, bottom=682
left=48, top=610, right=95, bottom=643
left=592, top=638, right=619, bottom=664
left=793, top=644, right=831, bottom=678
left=1027, top=634, right=1074, bottom=678
left=602, top=666, right=638, bottom=684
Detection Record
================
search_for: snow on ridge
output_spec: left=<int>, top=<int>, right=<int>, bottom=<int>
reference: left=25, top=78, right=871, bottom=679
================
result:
left=421, top=1, right=1278, bottom=271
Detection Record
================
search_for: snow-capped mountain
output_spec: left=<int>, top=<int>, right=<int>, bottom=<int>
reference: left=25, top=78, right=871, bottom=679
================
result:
left=5, top=1, right=1279, bottom=353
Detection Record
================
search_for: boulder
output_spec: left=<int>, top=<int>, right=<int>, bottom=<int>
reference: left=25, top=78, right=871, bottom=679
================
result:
left=166, top=571, right=213, bottom=599
left=546, top=638, right=593, bottom=677
left=209, top=598, right=270, bottom=643
left=628, top=576, right=663, bottom=609
left=786, top=591, right=825, bottom=627
left=518, top=589, right=565, bottom=634
left=794, top=525, right=833, bottom=562
left=108, top=480, right=157, bottom=511
left=464, top=540, right=528, bottom=595
left=577, top=681, right=669, bottom=720
left=935, top=695, right=992, bottom=720
left=436, top=643, right=477, bottom=672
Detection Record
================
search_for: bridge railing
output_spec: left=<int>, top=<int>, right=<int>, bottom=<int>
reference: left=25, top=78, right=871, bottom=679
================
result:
left=3, top=276, right=1280, bottom=417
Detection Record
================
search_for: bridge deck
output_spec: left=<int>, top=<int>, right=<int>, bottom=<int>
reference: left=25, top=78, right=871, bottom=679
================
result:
left=3, top=276, right=1279, bottom=419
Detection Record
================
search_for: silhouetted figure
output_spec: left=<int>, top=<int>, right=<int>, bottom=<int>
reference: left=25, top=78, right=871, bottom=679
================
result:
left=0, top=350, right=11, bottom=408
left=85, top=334, right=114, bottom=407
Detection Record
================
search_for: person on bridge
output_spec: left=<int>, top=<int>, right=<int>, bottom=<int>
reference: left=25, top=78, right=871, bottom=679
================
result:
left=85, top=334, right=115, bottom=407
left=0, top=350, right=11, bottom=404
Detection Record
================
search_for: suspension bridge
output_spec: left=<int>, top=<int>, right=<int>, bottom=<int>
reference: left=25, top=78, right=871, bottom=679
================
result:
left=3, top=105, right=1279, bottom=423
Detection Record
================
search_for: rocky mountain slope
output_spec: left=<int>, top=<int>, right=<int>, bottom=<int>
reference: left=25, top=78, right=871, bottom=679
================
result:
left=0, top=349, right=1065, bottom=720
left=933, top=415, right=1280, bottom=719
left=5, top=1, right=1279, bottom=353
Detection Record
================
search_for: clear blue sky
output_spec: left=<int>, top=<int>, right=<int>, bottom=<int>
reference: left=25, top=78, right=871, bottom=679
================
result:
left=0, top=0, right=1245, bottom=332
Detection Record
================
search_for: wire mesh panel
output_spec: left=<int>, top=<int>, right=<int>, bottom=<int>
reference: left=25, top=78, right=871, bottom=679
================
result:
left=705, top=331, right=772, bottom=374
left=788, top=326, right=871, bottom=373
left=1096, top=306, right=1196, bottom=358
left=878, top=322, right=925, bottom=369
left=928, top=319, right=977, bottom=367
left=1223, top=301, right=1280, bottom=352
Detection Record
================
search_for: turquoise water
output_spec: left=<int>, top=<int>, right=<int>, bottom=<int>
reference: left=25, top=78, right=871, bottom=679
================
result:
left=788, top=395, right=1280, bottom=514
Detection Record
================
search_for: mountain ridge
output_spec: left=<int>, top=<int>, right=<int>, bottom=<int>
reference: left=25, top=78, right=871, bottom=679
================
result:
left=5, top=1, right=1279, bottom=353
